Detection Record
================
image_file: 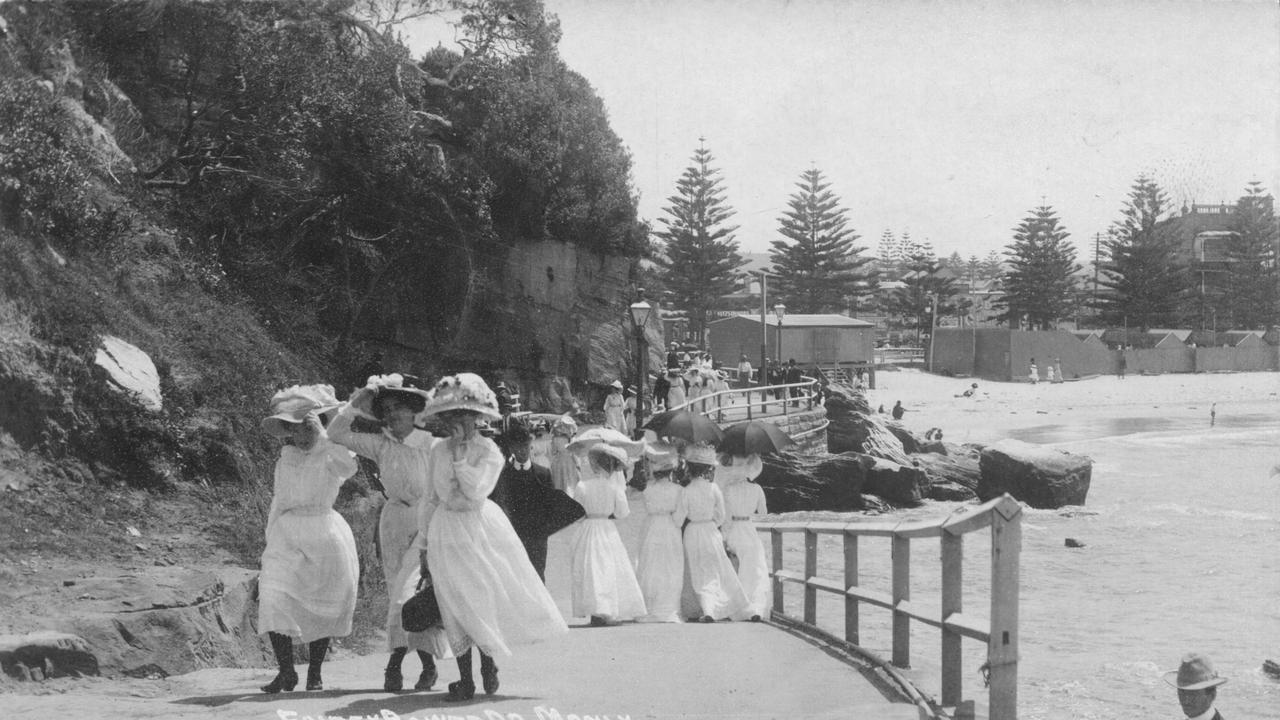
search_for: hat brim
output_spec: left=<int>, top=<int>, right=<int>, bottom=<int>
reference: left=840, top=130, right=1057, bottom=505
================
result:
left=419, top=401, right=502, bottom=421
left=1162, top=670, right=1228, bottom=690
left=261, top=415, right=304, bottom=438
left=377, top=387, right=432, bottom=402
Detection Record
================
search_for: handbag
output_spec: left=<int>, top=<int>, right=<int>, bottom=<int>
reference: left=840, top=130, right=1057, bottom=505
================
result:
left=401, top=572, right=442, bottom=632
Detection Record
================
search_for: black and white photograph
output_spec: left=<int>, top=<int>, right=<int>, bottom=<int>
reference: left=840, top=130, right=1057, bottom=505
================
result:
left=1, top=1, right=1277, bottom=718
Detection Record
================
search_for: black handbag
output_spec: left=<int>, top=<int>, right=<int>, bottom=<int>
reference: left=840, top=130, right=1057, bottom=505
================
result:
left=401, top=572, right=442, bottom=632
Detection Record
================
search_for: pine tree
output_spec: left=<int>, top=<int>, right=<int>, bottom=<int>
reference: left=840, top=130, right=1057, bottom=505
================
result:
left=1224, top=181, right=1279, bottom=329
left=889, top=251, right=961, bottom=341
left=877, top=229, right=898, bottom=269
left=652, top=142, right=747, bottom=345
left=768, top=167, right=876, bottom=313
left=996, top=204, right=1082, bottom=330
left=1098, top=175, right=1191, bottom=329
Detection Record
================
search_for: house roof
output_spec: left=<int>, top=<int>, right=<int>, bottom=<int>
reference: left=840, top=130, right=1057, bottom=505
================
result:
left=713, top=313, right=875, bottom=328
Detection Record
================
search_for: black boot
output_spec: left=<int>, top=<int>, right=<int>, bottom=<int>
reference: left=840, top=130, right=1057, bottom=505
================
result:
left=446, top=650, right=475, bottom=701
left=414, top=651, right=438, bottom=691
left=306, top=638, right=328, bottom=691
left=384, top=647, right=407, bottom=691
left=480, top=652, right=499, bottom=695
left=261, top=632, right=297, bottom=694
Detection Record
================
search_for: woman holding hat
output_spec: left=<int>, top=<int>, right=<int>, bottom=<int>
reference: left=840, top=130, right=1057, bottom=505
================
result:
left=674, top=443, right=749, bottom=623
left=548, top=415, right=580, bottom=494
left=602, top=381, right=627, bottom=434
left=413, top=373, right=568, bottom=701
left=256, top=385, right=359, bottom=693
left=716, top=452, right=770, bottom=621
left=568, top=443, right=647, bottom=626
left=634, top=442, right=685, bottom=623
left=327, top=373, right=447, bottom=692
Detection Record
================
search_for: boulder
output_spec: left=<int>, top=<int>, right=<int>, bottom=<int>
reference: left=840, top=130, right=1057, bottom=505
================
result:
left=862, top=457, right=929, bottom=507
left=94, top=336, right=162, bottom=411
left=913, top=452, right=980, bottom=501
left=978, top=438, right=1093, bottom=508
left=0, top=631, right=98, bottom=680
left=756, top=450, right=870, bottom=512
left=884, top=421, right=926, bottom=454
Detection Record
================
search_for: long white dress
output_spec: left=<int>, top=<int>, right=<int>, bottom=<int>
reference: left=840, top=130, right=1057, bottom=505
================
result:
left=675, top=478, right=750, bottom=621
left=328, top=408, right=449, bottom=656
left=634, top=479, right=684, bottom=623
left=549, top=440, right=580, bottom=494
left=569, top=471, right=647, bottom=621
left=257, top=439, right=360, bottom=642
left=721, top=480, right=771, bottom=619
left=416, top=436, right=568, bottom=657
left=603, top=392, right=627, bottom=434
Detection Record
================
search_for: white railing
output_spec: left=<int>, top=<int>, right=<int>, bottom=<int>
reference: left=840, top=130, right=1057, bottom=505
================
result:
left=756, top=494, right=1022, bottom=719
left=664, top=375, right=821, bottom=423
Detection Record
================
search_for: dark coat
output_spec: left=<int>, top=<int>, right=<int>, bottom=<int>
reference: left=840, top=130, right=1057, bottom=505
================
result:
left=490, top=459, right=582, bottom=578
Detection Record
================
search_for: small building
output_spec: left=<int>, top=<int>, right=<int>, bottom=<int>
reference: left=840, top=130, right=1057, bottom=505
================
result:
left=707, top=313, right=876, bottom=368
left=1223, top=331, right=1266, bottom=348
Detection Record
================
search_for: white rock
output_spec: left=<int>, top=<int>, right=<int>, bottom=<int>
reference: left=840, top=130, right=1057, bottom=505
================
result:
left=94, top=336, right=162, bottom=411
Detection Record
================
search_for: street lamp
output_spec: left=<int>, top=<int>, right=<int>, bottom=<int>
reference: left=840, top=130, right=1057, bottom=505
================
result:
left=926, top=293, right=938, bottom=374
left=629, top=298, right=653, bottom=438
left=773, top=303, right=786, bottom=364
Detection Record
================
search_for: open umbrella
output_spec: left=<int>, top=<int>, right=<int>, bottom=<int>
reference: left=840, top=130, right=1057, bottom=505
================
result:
left=565, top=427, right=644, bottom=459
left=643, top=409, right=724, bottom=446
left=719, top=420, right=795, bottom=456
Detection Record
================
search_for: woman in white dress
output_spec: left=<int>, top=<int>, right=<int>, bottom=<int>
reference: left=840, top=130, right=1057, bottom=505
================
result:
left=675, top=443, right=750, bottom=623
left=256, top=385, right=359, bottom=693
left=602, top=381, right=627, bottom=434
left=717, top=452, right=771, bottom=621
left=328, top=373, right=448, bottom=692
left=569, top=444, right=647, bottom=625
left=413, top=374, right=568, bottom=701
left=634, top=442, right=684, bottom=623
left=665, top=368, right=687, bottom=410
left=548, top=416, right=580, bottom=494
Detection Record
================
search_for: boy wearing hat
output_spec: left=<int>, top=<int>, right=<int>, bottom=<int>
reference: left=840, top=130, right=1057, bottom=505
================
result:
left=1165, top=652, right=1227, bottom=719
left=490, top=423, right=566, bottom=581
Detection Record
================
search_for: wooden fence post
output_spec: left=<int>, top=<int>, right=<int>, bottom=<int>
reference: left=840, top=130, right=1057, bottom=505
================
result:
left=988, top=496, right=1021, bottom=720
left=941, top=532, right=964, bottom=706
left=804, top=528, right=818, bottom=624
left=892, top=534, right=910, bottom=668
left=843, top=531, right=859, bottom=645
left=771, top=530, right=784, bottom=615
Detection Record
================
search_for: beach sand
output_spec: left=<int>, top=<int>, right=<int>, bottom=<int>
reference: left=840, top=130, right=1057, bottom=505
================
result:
left=863, top=367, right=1280, bottom=446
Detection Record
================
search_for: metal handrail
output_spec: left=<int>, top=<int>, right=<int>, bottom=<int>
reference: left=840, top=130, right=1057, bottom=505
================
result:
left=756, top=494, right=1022, bottom=719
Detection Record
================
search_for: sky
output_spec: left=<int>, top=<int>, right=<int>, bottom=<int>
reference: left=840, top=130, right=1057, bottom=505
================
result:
left=406, top=0, right=1280, bottom=262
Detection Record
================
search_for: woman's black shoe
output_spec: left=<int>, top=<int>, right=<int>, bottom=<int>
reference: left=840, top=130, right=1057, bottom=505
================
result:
left=445, top=679, right=475, bottom=701
left=261, top=668, right=298, bottom=694
left=383, top=667, right=403, bottom=692
left=306, top=668, right=323, bottom=691
left=414, top=664, right=438, bottom=691
left=480, top=663, right=499, bottom=695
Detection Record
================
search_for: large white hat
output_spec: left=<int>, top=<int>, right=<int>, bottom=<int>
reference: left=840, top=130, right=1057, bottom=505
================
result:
left=419, top=373, right=502, bottom=421
left=645, top=441, right=680, bottom=472
left=588, top=443, right=630, bottom=465
left=683, top=442, right=718, bottom=466
left=260, top=384, right=340, bottom=438
left=567, top=427, right=643, bottom=458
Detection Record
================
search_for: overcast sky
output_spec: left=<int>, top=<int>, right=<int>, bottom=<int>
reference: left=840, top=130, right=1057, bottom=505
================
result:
left=408, top=0, right=1280, bottom=262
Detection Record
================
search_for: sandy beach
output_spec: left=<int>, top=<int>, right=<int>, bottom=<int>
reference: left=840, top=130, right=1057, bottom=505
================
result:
left=863, top=367, right=1280, bottom=446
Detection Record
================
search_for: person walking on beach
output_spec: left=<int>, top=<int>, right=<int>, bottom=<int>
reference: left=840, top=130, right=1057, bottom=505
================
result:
left=1164, top=652, right=1228, bottom=719
left=1118, top=351, right=1127, bottom=379
left=1028, top=357, right=1039, bottom=384
left=1210, top=403, right=1217, bottom=427
left=602, top=380, right=627, bottom=434
left=256, top=385, right=359, bottom=694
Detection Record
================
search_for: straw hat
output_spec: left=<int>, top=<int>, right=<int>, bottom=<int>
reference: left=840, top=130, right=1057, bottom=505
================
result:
left=552, top=415, right=578, bottom=438
left=683, top=443, right=718, bottom=466
left=261, top=384, right=340, bottom=438
left=645, top=441, right=680, bottom=473
left=419, top=373, right=501, bottom=421
left=609, top=380, right=623, bottom=391
left=588, top=443, right=630, bottom=465
left=1163, top=653, right=1228, bottom=690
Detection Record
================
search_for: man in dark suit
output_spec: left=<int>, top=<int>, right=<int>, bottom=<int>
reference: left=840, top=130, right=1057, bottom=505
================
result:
left=490, top=423, right=557, bottom=580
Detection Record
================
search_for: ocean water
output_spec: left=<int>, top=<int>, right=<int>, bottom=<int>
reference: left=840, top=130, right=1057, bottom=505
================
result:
left=772, top=402, right=1280, bottom=719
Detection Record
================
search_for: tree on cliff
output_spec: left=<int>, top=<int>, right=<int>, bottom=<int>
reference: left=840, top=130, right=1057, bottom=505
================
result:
left=769, top=167, right=876, bottom=314
left=652, top=142, right=747, bottom=346
left=1097, top=175, right=1190, bottom=329
left=1224, top=181, right=1279, bottom=329
left=995, top=204, right=1082, bottom=330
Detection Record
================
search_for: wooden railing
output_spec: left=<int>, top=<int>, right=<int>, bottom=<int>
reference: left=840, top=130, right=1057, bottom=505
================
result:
left=757, top=494, right=1022, bottom=719
left=666, top=375, right=821, bottom=423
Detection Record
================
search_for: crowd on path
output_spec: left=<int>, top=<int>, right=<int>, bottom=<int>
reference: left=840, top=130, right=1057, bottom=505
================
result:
left=253, top=370, right=773, bottom=703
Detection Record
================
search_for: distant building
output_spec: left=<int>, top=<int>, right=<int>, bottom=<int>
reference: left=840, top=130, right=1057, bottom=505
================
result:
left=707, top=313, right=876, bottom=367
left=1158, top=202, right=1248, bottom=296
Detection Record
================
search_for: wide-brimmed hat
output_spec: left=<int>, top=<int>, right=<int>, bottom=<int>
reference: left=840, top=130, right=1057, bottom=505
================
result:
left=552, top=415, right=578, bottom=438
left=567, top=427, right=643, bottom=459
left=419, top=373, right=501, bottom=421
left=261, top=384, right=340, bottom=438
left=366, top=373, right=432, bottom=403
left=683, top=442, right=718, bottom=466
left=1163, top=653, right=1228, bottom=690
left=588, top=443, right=630, bottom=465
left=645, top=441, right=680, bottom=473
left=610, top=380, right=623, bottom=391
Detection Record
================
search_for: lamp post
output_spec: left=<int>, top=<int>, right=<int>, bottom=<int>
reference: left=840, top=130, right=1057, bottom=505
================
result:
left=629, top=298, right=653, bottom=438
left=773, top=303, right=786, bottom=364
left=757, top=271, right=775, bottom=387
left=927, top=293, right=938, bottom=374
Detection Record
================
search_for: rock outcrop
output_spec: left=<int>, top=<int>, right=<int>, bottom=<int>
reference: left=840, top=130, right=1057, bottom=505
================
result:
left=978, top=438, right=1093, bottom=508
left=756, top=451, right=870, bottom=513
left=862, top=457, right=929, bottom=507
left=913, top=450, right=981, bottom=501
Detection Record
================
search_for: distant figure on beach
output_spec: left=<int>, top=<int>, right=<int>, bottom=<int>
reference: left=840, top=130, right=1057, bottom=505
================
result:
left=1210, top=403, right=1216, bottom=427
left=1164, top=652, right=1227, bottom=720
left=957, top=382, right=979, bottom=398
left=924, top=428, right=943, bottom=441
left=1118, top=352, right=1127, bottom=379
left=1053, top=358, right=1064, bottom=383
left=1028, top=358, right=1039, bottom=384
left=891, top=400, right=905, bottom=420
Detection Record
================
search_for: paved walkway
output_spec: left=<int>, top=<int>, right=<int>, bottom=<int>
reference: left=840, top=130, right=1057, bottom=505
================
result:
left=8, top=495, right=920, bottom=720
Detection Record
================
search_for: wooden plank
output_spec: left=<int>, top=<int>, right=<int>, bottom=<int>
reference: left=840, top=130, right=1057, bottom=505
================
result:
left=808, top=576, right=845, bottom=595
left=988, top=500, right=1021, bottom=720
left=844, top=521, right=901, bottom=536
left=894, top=520, right=943, bottom=539
left=894, top=599, right=942, bottom=629
left=844, top=532, right=859, bottom=646
left=771, top=532, right=785, bottom=615
left=943, top=612, right=990, bottom=643
left=941, top=532, right=964, bottom=706
left=891, top=535, right=911, bottom=667
left=804, top=521, right=851, bottom=534
left=846, top=585, right=894, bottom=611
left=804, top=528, right=818, bottom=624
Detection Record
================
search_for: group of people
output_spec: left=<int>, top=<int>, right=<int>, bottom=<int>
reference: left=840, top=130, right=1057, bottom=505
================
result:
left=253, top=371, right=773, bottom=701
